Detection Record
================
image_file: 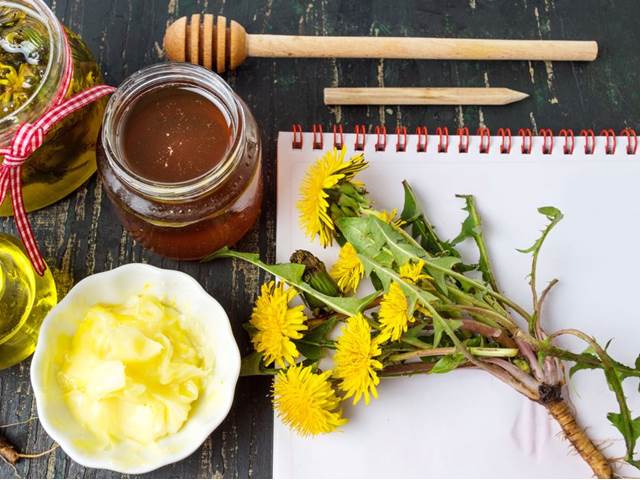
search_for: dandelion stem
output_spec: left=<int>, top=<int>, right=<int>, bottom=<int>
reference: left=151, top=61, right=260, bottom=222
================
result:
left=389, top=346, right=519, bottom=362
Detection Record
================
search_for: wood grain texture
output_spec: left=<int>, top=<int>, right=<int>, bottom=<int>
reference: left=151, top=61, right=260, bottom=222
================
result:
left=324, top=87, right=529, bottom=105
left=1, top=0, right=639, bottom=478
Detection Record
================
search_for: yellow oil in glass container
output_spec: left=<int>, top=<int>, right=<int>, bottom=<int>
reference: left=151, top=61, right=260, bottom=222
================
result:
left=0, top=233, right=56, bottom=369
left=0, top=0, right=107, bottom=216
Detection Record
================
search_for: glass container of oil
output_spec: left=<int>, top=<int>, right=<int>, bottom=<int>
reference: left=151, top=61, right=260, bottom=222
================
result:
left=0, top=232, right=56, bottom=369
left=0, top=0, right=106, bottom=216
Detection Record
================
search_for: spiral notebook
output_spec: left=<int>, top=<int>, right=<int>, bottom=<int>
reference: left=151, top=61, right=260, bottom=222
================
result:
left=275, top=126, right=640, bottom=479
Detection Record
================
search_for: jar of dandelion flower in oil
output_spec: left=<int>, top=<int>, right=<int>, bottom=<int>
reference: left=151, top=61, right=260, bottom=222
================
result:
left=0, top=0, right=106, bottom=215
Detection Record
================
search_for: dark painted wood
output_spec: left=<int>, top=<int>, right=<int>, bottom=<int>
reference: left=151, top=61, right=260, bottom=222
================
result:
left=1, top=0, right=638, bottom=477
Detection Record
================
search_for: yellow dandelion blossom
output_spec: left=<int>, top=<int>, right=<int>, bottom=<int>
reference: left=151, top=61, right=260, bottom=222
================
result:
left=0, top=63, right=35, bottom=108
left=330, top=242, right=365, bottom=293
left=250, top=281, right=307, bottom=368
left=297, top=148, right=367, bottom=247
left=378, top=282, right=415, bottom=342
left=273, top=365, right=347, bottom=436
left=399, top=259, right=431, bottom=284
left=375, top=208, right=405, bottom=228
left=334, top=313, right=382, bottom=405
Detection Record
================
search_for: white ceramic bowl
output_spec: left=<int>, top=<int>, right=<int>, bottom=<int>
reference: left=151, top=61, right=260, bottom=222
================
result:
left=30, top=264, right=241, bottom=474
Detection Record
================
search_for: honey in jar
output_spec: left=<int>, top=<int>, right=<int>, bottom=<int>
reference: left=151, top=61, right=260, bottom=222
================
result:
left=0, top=0, right=106, bottom=215
left=97, top=63, right=263, bottom=260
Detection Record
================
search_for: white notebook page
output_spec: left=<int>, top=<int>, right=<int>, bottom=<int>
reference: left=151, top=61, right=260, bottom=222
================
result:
left=275, top=131, right=640, bottom=478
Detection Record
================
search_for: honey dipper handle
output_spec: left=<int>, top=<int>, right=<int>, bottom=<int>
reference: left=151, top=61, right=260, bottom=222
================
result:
left=247, top=35, right=598, bottom=61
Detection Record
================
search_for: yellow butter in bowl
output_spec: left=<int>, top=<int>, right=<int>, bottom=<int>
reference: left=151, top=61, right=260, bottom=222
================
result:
left=30, top=264, right=241, bottom=474
left=58, top=293, right=208, bottom=446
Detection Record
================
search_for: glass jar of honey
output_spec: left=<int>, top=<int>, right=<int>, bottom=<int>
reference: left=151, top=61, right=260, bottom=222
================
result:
left=0, top=0, right=106, bottom=215
left=97, top=63, right=263, bottom=260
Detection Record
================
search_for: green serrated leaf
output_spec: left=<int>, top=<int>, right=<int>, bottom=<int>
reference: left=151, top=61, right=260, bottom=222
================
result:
left=296, top=341, right=324, bottom=361
left=425, top=256, right=461, bottom=293
left=400, top=181, right=420, bottom=223
left=449, top=195, right=500, bottom=292
left=400, top=181, right=460, bottom=258
left=447, top=318, right=463, bottom=332
left=304, top=316, right=340, bottom=344
left=450, top=197, right=481, bottom=247
left=518, top=206, right=564, bottom=254
left=240, top=352, right=265, bottom=376
left=404, top=324, right=426, bottom=338
left=518, top=206, right=564, bottom=333
left=336, top=216, right=386, bottom=259
left=608, top=413, right=640, bottom=443
left=569, top=355, right=599, bottom=377
left=569, top=346, right=599, bottom=377
left=209, top=248, right=378, bottom=316
left=269, top=263, right=306, bottom=283
left=431, top=353, right=466, bottom=374
left=242, top=322, right=258, bottom=336
left=338, top=213, right=498, bottom=354
left=337, top=214, right=513, bottom=314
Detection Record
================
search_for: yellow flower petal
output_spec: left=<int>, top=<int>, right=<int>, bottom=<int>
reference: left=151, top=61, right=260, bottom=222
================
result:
left=333, top=313, right=382, bottom=405
left=297, top=147, right=367, bottom=247
left=0, top=63, right=35, bottom=109
left=399, top=259, right=430, bottom=285
left=378, top=282, right=415, bottom=342
left=250, top=281, right=307, bottom=368
left=273, top=365, right=347, bottom=436
left=375, top=208, right=404, bottom=228
left=330, top=242, right=365, bottom=293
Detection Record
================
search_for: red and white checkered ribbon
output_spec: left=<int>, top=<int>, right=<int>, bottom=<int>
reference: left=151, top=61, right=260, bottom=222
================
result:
left=0, top=31, right=115, bottom=275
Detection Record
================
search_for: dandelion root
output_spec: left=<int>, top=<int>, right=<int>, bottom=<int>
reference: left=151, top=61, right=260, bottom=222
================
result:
left=548, top=400, right=613, bottom=479
left=0, top=435, right=19, bottom=466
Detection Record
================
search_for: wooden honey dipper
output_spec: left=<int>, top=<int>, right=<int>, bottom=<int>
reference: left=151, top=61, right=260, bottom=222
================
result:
left=164, top=14, right=598, bottom=73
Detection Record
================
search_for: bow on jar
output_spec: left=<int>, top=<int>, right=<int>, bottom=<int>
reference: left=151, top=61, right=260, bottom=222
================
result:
left=0, top=42, right=115, bottom=275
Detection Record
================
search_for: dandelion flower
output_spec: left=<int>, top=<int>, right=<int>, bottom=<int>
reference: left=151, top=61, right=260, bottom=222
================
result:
left=374, top=208, right=404, bottom=228
left=273, top=365, right=347, bottom=436
left=378, top=282, right=415, bottom=342
left=334, top=313, right=382, bottom=405
left=297, top=148, right=367, bottom=247
left=0, top=63, right=35, bottom=108
left=250, top=281, right=307, bottom=368
left=330, top=242, right=365, bottom=293
left=399, top=259, right=430, bottom=285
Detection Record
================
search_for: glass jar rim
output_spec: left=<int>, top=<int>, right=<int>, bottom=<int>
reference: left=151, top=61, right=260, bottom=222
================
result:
left=101, top=63, right=247, bottom=201
left=0, top=0, right=65, bottom=140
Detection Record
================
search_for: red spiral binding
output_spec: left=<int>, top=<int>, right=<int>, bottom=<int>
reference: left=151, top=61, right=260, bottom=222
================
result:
left=291, top=125, right=640, bottom=156
left=436, top=127, right=449, bottom=153
left=312, top=124, right=323, bottom=150
left=375, top=126, right=387, bottom=151
left=396, top=126, right=407, bottom=152
left=416, top=126, right=428, bottom=152
left=497, top=128, right=512, bottom=154
left=600, top=128, right=616, bottom=154
left=559, top=129, right=575, bottom=154
left=292, top=124, right=303, bottom=149
left=354, top=124, right=366, bottom=151
left=518, top=128, right=533, bottom=154
left=623, top=128, right=638, bottom=154
left=478, top=127, right=491, bottom=153
left=333, top=124, right=344, bottom=149
left=580, top=129, right=596, bottom=154
left=458, top=127, right=469, bottom=153
left=540, top=128, right=554, bottom=154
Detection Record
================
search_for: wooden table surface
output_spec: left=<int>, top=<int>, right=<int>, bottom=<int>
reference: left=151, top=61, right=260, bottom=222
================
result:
left=1, top=0, right=638, bottom=478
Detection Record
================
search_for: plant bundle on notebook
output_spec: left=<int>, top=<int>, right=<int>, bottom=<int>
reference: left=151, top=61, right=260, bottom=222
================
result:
left=208, top=148, right=640, bottom=479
